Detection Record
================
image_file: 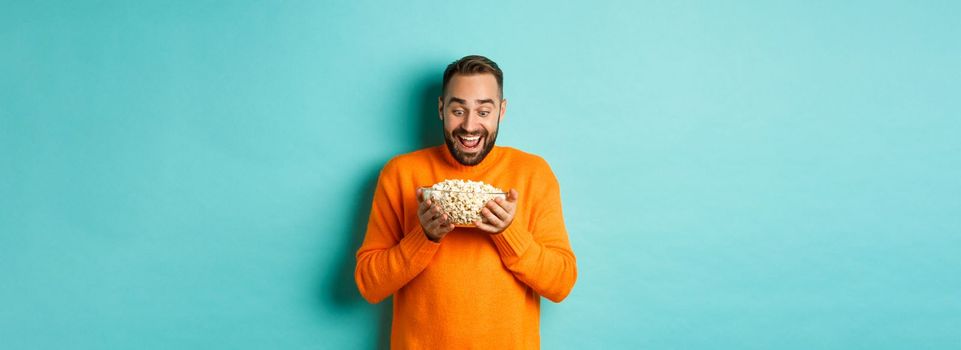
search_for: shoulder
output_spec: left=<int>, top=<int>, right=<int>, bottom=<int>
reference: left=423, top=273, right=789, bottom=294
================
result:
left=499, top=147, right=563, bottom=200
left=380, top=146, right=439, bottom=176
left=499, top=146, right=560, bottom=188
left=500, top=146, right=553, bottom=172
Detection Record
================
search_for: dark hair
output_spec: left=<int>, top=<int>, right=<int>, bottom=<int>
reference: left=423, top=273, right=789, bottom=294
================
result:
left=441, top=55, right=503, bottom=98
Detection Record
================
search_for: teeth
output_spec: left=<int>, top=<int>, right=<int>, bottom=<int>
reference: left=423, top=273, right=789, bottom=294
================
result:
left=461, top=136, right=480, bottom=141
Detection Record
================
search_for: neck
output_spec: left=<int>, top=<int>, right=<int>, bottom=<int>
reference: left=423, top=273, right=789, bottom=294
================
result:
left=439, top=144, right=502, bottom=173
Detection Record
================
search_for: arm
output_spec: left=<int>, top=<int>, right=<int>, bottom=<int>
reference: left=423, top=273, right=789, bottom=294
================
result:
left=354, top=167, right=440, bottom=304
left=477, top=171, right=578, bottom=302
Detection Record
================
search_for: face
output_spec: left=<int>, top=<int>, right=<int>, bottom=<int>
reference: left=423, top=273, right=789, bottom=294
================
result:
left=438, top=73, right=507, bottom=166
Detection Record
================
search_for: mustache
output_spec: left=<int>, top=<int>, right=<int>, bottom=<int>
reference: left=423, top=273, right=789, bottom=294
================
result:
left=453, top=130, right=487, bottom=138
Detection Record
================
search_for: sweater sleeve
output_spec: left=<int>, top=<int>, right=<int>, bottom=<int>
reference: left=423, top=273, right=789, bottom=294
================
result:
left=489, top=166, right=577, bottom=302
left=355, top=163, right=440, bottom=304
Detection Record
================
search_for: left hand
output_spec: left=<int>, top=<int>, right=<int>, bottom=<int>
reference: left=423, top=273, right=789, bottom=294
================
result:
left=475, top=189, right=519, bottom=234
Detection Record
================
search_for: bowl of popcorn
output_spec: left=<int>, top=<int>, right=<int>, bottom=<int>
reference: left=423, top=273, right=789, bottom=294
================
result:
left=420, top=179, right=507, bottom=227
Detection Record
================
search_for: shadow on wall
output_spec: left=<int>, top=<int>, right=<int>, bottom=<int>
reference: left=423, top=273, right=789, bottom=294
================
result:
left=414, top=80, right=445, bottom=152
left=325, top=72, right=443, bottom=350
left=325, top=169, right=387, bottom=348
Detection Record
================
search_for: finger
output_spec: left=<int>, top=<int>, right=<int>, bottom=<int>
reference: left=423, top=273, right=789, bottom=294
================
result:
left=437, top=216, right=455, bottom=234
left=425, top=213, right=444, bottom=233
left=420, top=204, right=440, bottom=224
left=507, top=188, right=519, bottom=203
left=416, top=188, right=423, bottom=202
left=499, top=192, right=517, bottom=214
left=433, top=215, right=456, bottom=236
left=418, top=204, right=430, bottom=221
left=503, top=200, right=516, bottom=217
left=433, top=211, right=451, bottom=227
left=430, top=205, right=444, bottom=220
left=486, top=200, right=510, bottom=221
left=474, top=220, right=499, bottom=233
left=427, top=200, right=444, bottom=219
left=493, top=197, right=516, bottom=218
left=418, top=197, right=432, bottom=216
left=480, top=207, right=504, bottom=228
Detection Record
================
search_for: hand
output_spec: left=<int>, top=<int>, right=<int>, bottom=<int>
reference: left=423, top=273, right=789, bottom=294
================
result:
left=475, top=189, right=518, bottom=234
left=417, top=188, right=454, bottom=242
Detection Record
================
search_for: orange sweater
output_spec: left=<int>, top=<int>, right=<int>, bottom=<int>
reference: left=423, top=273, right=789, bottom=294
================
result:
left=355, top=145, right=577, bottom=349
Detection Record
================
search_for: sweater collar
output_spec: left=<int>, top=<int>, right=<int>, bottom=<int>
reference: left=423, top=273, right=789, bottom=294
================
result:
left=438, top=144, right=504, bottom=173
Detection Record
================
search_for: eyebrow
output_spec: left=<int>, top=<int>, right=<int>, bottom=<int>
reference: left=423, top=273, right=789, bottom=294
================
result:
left=447, top=97, right=497, bottom=106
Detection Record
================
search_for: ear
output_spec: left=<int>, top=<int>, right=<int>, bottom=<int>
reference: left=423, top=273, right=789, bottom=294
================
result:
left=437, top=96, right=444, bottom=121
left=498, top=99, right=507, bottom=122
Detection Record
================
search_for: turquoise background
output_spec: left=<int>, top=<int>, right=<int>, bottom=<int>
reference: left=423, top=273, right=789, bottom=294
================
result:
left=2, top=1, right=959, bottom=349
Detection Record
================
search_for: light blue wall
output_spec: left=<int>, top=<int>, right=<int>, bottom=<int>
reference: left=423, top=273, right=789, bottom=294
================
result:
left=2, top=1, right=959, bottom=349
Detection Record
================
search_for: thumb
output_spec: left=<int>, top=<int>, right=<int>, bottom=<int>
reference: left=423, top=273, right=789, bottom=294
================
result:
left=507, top=188, right=519, bottom=202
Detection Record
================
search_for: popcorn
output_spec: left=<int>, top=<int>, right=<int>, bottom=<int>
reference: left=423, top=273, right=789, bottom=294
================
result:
left=423, top=179, right=506, bottom=226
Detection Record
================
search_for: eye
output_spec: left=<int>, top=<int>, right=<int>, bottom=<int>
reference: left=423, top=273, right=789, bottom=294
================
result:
left=478, top=111, right=490, bottom=117
left=452, top=109, right=465, bottom=116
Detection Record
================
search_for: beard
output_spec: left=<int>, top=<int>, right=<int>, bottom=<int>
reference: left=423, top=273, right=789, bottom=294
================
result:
left=443, top=125, right=499, bottom=166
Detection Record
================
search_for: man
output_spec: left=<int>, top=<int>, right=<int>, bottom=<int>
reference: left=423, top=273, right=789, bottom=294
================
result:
left=355, top=55, right=577, bottom=349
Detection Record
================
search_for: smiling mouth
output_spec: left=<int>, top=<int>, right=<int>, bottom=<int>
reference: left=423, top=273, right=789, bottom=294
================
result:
left=457, top=134, right=483, bottom=151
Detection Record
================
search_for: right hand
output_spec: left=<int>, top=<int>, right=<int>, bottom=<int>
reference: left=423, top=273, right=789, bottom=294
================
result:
left=417, top=188, right=454, bottom=242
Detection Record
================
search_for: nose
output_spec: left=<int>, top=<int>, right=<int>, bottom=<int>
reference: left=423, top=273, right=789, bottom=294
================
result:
left=462, top=113, right=482, bottom=133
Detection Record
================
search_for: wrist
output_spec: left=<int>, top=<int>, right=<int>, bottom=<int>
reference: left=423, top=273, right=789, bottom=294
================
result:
left=424, top=229, right=441, bottom=243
